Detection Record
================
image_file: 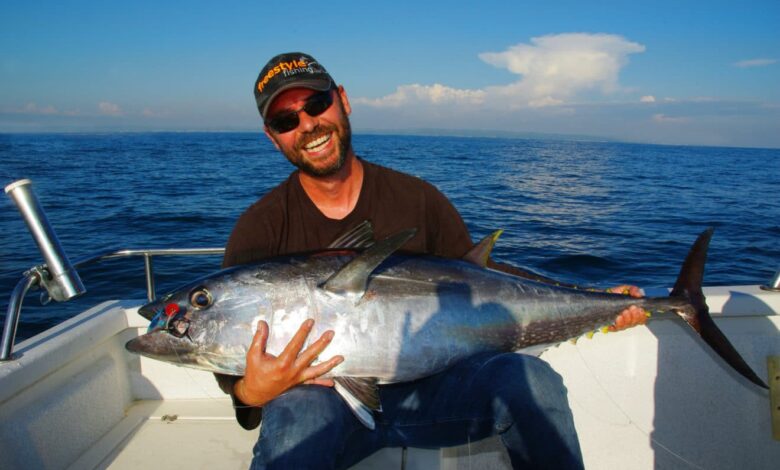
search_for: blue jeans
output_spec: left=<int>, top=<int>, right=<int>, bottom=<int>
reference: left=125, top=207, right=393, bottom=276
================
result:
left=250, top=352, right=583, bottom=470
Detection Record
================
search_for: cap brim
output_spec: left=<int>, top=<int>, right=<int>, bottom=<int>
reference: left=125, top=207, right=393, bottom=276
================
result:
left=261, top=77, right=333, bottom=119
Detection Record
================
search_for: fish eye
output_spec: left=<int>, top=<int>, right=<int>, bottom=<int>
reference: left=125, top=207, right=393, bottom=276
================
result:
left=189, top=288, right=213, bottom=309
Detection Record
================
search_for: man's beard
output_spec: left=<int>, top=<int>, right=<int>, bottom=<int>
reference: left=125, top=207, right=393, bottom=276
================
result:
left=285, top=119, right=352, bottom=177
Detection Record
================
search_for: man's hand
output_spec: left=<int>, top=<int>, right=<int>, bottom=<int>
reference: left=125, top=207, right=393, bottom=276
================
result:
left=234, top=319, right=344, bottom=407
left=607, top=285, right=648, bottom=332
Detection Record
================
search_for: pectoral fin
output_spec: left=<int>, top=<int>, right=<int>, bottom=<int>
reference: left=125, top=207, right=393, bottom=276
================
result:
left=333, top=377, right=381, bottom=429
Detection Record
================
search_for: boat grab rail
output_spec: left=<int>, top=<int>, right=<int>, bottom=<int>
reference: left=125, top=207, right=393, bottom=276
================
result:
left=73, top=247, right=226, bottom=303
left=1, top=247, right=225, bottom=361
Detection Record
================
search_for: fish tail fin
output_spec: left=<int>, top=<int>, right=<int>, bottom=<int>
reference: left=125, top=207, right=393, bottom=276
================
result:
left=670, top=228, right=767, bottom=389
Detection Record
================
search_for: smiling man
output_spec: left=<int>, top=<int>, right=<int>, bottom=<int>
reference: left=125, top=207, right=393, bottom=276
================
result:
left=217, top=52, right=645, bottom=470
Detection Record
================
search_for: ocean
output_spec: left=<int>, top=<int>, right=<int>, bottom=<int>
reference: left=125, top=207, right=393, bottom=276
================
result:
left=1, top=132, right=778, bottom=342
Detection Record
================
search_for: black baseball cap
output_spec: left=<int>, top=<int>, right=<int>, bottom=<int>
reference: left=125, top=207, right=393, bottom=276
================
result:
left=253, top=52, right=335, bottom=119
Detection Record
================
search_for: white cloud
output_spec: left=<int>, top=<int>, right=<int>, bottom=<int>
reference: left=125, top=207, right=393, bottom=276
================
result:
left=652, top=113, right=689, bottom=124
left=358, top=33, right=645, bottom=110
left=358, top=83, right=485, bottom=108
left=98, top=101, right=122, bottom=116
left=733, top=58, right=776, bottom=68
left=640, top=95, right=656, bottom=103
left=480, top=33, right=645, bottom=106
left=0, top=103, right=81, bottom=116
left=24, top=102, right=58, bottom=115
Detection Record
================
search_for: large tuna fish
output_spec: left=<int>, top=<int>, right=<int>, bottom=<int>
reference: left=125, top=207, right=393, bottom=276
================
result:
left=125, top=222, right=767, bottom=428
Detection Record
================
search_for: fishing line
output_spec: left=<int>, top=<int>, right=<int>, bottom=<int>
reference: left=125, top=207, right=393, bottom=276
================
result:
left=143, top=309, right=215, bottom=401
left=571, top=341, right=705, bottom=470
left=165, top=332, right=228, bottom=403
left=467, top=433, right=472, bottom=470
left=150, top=307, right=257, bottom=409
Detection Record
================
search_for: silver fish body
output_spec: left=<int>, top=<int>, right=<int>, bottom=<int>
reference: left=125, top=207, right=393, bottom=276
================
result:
left=133, top=253, right=672, bottom=381
left=126, top=227, right=767, bottom=428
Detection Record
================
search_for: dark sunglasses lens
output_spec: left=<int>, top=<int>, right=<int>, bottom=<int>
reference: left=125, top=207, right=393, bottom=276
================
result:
left=268, top=113, right=299, bottom=133
left=304, top=92, right=333, bottom=117
left=267, top=91, right=334, bottom=134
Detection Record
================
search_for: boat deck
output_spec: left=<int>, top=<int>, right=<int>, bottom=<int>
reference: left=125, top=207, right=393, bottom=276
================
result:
left=71, top=398, right=449, bottom=470
left=74, top=399, right=255, bottom=469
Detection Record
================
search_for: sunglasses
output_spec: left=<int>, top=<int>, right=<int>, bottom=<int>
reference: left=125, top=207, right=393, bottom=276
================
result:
left=265, top=90, right=335, bottom=134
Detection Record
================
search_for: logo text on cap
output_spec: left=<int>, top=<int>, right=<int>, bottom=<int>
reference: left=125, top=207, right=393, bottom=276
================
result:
left=257, top=59, right=314, bottom=93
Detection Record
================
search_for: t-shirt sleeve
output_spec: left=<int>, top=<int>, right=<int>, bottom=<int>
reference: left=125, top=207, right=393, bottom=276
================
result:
left=222, top=194, right=285, bottom=268
left=223, top=210, right=274, bottom=268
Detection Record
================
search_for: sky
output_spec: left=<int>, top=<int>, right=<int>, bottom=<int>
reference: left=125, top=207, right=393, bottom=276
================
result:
left=1, top=0, right=778, bottom=148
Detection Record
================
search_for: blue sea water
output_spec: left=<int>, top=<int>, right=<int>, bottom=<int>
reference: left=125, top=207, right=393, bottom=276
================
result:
left=1, top=132, right=778, bottom=342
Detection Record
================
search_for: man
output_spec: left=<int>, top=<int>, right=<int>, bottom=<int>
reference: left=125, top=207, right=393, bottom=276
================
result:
left=218, top=52, right=646, bottom=469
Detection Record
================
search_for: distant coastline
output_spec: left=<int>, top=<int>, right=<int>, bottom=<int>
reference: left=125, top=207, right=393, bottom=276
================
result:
left=0, top=127, right=616, bottom=143
left=355, top=127, right=617, bottom=143
left=3, top=128, right=778, bottom=151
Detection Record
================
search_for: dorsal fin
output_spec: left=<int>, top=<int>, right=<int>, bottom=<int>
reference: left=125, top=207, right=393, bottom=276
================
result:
left=328, top=220, right=375, bottom=249
left=321, top=228, right=417, bottom=296
left=463, top=229, right=503, bottom=267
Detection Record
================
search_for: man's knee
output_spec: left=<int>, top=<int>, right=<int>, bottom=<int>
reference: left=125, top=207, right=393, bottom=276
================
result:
left=482, top=353, right=564, bottom=386
left=252, top=386, right=352, bottom=469
left=479, top=353, right=570, bottom=414
left=261, top=386, right=347, bottom=437
left=480, top=354, right=582, bottom=468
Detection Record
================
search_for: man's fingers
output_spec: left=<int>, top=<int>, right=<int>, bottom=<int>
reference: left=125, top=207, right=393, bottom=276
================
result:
left=303, top=378, right=336, bottom=387
left=279, top=319, right=314, bottom=363
left=608, top=284, right=643, bottom=297
left=633, top=306, right=648, bottom=324
left=628, top=286, right=645, bottom=298
left=295, top=330, right=335, bottom=368
left=612, top=305, right=649, bottom=331
left=249, top=321, right=269, bottom=355
left=299, top=355, right=344, bottom=383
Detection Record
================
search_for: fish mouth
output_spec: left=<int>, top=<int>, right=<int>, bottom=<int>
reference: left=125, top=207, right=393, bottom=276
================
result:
left=125, top=330, right=191, bottom=358
left=125, top=335, right=148, bottom=354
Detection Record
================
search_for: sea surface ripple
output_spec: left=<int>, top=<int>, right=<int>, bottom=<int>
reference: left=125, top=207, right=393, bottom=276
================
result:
left=1, top=132, right=778, bottom=341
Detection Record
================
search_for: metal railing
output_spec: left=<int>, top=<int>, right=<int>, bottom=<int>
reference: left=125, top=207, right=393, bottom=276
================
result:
left=1, top=247, right=225, bottom=361
left=72, top=248, right=226, bottom=302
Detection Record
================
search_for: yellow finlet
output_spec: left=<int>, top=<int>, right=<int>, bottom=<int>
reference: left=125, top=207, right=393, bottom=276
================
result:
left=463, top=229, right=504, bottom=268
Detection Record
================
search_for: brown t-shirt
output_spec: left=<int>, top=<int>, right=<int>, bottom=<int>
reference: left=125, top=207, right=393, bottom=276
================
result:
left=218, top=159, right=474, bottom=429
left=223, top=160, right=474, bottom=267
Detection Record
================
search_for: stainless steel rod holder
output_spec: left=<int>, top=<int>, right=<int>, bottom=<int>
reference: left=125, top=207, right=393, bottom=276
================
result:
left=5, top=179, right=86, bottom=302
left=761, top=271, right=780, bottom=292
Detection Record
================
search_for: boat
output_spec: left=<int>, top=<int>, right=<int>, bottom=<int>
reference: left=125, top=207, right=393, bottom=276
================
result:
left=2, top=179, right=778, bottom=469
